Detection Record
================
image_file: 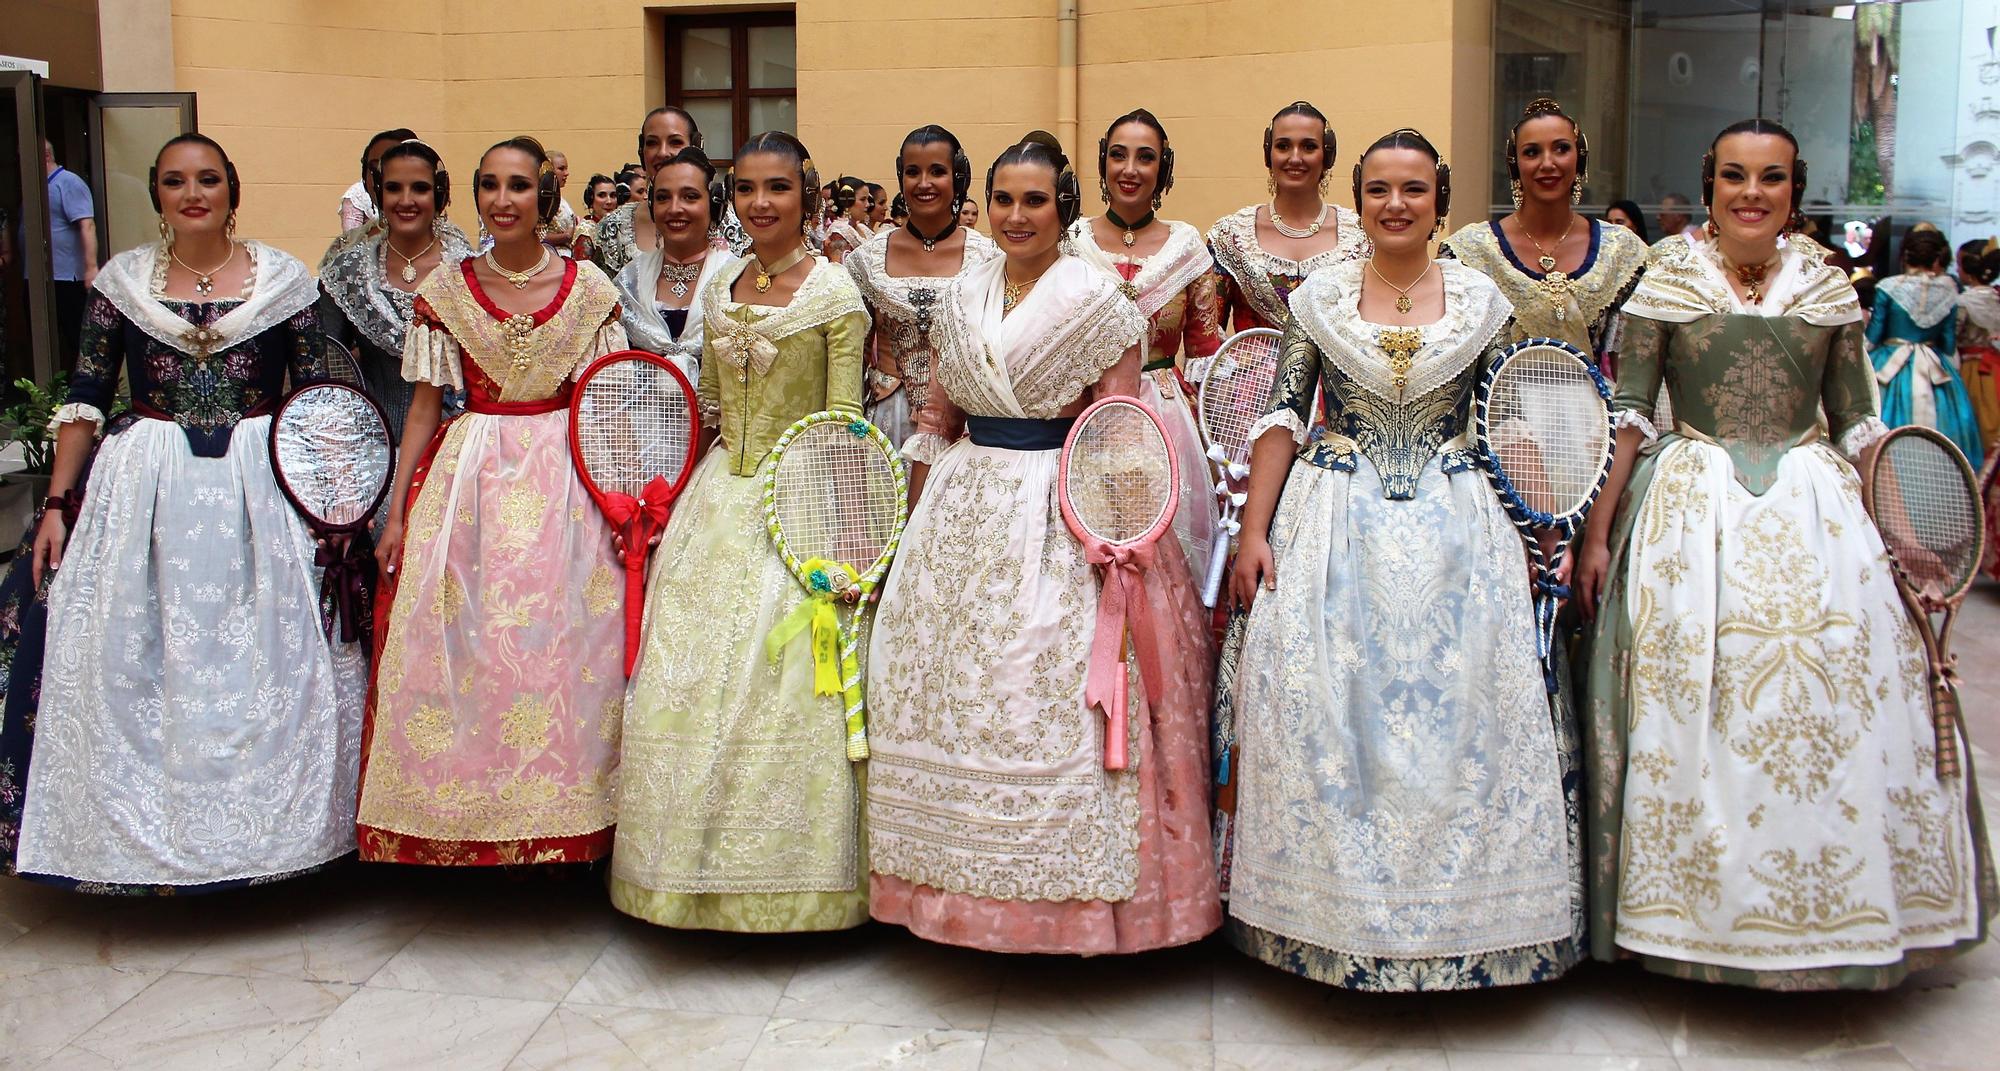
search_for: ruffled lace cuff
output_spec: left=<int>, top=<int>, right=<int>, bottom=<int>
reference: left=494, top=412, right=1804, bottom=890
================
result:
left=401, top=320, right=465, bottom=390
left=1610, top=407, right=1658, bottom=443
left=1247, top=409, right=1307, bottom=447
left=899, top=432, right=953, bottom=466
left=1838, top=416, right=1890, bottom=459
left=47, top=402, right=104, bottom=434
left=1183, top=355, right=1214, bottom=385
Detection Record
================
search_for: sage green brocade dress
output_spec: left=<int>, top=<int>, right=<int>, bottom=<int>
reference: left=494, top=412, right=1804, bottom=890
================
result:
left=1580, top=236, right=1994, bottom=989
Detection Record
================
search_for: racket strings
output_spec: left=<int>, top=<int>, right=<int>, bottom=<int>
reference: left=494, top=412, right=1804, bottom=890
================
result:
left=576, top=365, right=695, bottom=498
left=273, top=387, right=393, bottom=527
left=1875, top=438, right=1980, bottom=592
left=1199, top=336, right=1282, bottom=462
left=1486, top=351, right=1609, bottom=518
left=1067, top=406, right=1173, bottom=544
left=772, top=430, right=901, bottom=574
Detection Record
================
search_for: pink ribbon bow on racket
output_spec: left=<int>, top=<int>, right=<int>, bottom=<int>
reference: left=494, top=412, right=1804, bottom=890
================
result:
left=1081, top=537, right=1167, bottom=771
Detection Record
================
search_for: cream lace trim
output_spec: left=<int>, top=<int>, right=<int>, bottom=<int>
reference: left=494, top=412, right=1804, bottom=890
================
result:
left=701, top=256, right=868, bottom=351
left=1879, top=273, right=1960, bottom=330
left=1248, top=408, right=1307, bottom=446
left=1838, top=415, right=1890, bottom=458
left=1207, top=203, right=1370, bottom=327
left=1610, top=406, right=1659, bottom=442
left=899, top=431, right=952, bottom=465
left=48, top=402, right=105, bottom=434
left=1069, top=218, right=1214, bottom=319
left=1958, top=285, right=2000, bottom=333
left=846, top=227, right=999, bottom=318
left=1623, top=233, right=1861, bottom=327
left=401, top=318, right=465, bottom=391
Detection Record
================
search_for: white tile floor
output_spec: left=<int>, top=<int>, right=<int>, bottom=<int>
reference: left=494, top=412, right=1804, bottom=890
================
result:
left=9, top=589, right=2000, bottom=1071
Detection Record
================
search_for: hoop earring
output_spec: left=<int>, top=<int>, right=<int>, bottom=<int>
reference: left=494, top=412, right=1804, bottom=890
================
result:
left=1509, top=179, right=1524, bottom=211
left=1570, top=176, right=1583, bottom=206
left=157, top=216, right=171, bottom=242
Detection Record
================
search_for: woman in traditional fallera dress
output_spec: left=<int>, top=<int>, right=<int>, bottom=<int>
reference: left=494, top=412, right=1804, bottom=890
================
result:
left=1435, top=95, right=1649, bottom=966
left=822, top=175, right=874, bottom=265
left=1575, top=120, right=1992, bottom=989
left=1223, top=129, right=1574, bottom=990
left=10, top=134, right=366, bottom=891
left=1071, top=108, right=1225, bottom=585
left=611, top=148, right=730, bottom=380
left=612, top=132, right=873, bottom=932
left=593, top=106, right=704, bottom=277
left=1955, top=243, right=2000, bottom=449
left=846, top=124, right=999, bottom=448
left=318, top=138, right=473, bottom=435
left=1871, top=229, right=1985, bottom=467
left=1208, top=102, right=1372, bottom=896
left=866, top=132, right=1219, bottom=955
left=1207, top=101, right=1371, bottom=336
left=357, top=136, right=629, bottom=867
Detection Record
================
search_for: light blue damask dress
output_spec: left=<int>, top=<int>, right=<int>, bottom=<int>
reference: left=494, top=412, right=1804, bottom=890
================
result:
left=1225, top=259, right=1579, bottom=991
left=1872, top=272, right=1983, bottom=467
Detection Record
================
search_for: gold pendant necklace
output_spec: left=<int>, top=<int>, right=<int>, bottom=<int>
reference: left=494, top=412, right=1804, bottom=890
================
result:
left=1519, top=212, right=1577, bottom=274
left=170, top=240, right=236, bottom=298
left=486, top=246, right=550, bottom=290
left=1367, top=258, right=1432, bottom=315
left=751, top=246, right=810, bottom=293
left=389, top=236, right=438, bottom=284
left=1002, top=265, right=1050, bottom=315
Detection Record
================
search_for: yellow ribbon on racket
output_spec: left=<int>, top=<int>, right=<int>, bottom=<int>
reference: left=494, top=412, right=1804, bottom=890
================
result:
left=765, top=557, right=856, bottom=696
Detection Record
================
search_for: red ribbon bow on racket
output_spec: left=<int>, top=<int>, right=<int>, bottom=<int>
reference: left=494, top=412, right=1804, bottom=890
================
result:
left=1081, top=538, right=1167, bottom=770
left=315, top=534, right=378, bottom=645
left=602, top=474, right=674, bottom=540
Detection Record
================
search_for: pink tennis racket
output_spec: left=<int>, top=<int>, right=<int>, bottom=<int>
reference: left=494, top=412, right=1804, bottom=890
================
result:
left=1058, top=396, right=1180, bottom=770
left=569, top=350, right=701, bottom=676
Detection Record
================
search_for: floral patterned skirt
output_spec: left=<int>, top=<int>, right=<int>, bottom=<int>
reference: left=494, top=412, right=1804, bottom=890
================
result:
left=358, top=409, right=625, bottom=865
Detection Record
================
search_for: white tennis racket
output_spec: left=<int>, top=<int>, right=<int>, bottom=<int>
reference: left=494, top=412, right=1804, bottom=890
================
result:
left=764, top=411, right=910, bottom=761
left=1195, top=327, right=1284, bottom=607
left=1474, top=337, right=1614, bottom=691
left=1059, top=396, right=1179, bottom=770
left=269, top=381, right=395, bottom=643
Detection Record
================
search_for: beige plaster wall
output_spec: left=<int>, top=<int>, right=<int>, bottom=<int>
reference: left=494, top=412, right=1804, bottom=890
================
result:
left=157, top=0, right=1494, bottom=263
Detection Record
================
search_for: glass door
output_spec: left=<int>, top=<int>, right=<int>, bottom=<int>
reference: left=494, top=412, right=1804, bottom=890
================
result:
left=87, top=93, right=196, bottom=261
left=3, top=69, right=55, bottom=385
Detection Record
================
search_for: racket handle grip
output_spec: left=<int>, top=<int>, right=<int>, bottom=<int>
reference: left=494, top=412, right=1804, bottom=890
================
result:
left=1105, top=670, right=1129, bottom=770
left=1202, top=539, right=1229, bottom=608
left=1935, top=683, right=1963, bottom=781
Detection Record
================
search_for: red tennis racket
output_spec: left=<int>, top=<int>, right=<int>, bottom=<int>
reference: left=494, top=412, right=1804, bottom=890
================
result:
left=569, top=350, right=701, bottom=676
left=1058, top=396, right=1180, bottom=770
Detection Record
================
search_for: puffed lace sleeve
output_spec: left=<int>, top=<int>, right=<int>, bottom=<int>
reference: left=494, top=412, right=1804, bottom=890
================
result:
left=401, top=295, right=465, bottom=391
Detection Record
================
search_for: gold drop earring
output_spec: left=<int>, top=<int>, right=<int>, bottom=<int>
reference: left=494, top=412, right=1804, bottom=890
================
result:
left=1267, top=174, right=1276, bottom=196
left=1317, top=171, right=1330, bottom=196
left=1570, top=176, right=1583, bottom=205
left=1510, top=179, right=1524, bottom=211
left=158, top=216, right=171, bottom=241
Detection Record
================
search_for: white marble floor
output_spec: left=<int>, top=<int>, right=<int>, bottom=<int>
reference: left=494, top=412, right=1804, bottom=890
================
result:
left=9, top=589, right=2000, bottom=1071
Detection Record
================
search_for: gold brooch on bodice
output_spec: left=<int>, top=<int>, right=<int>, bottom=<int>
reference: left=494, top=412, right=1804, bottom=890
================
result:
left=500, top=313, right=537, bottom=378
left=1377, top=327, right=1423, bottom=397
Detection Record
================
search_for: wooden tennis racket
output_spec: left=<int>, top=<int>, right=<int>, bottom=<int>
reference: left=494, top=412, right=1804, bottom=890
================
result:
left=1861, top=425, right=1985, bottom=779
left=1474, top=337, right=1615, bottom=691
left=569, top=349, right=701, bottom=676
left=1195, top=327, right=1284, bottom=608
left=1059, top=396, right=1179, bottom=770
left=268, top=381, right=396, bottom=643
left=764, top=411, right=909, bottom=761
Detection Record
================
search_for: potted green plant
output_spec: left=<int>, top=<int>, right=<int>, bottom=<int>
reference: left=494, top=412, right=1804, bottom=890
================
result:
left=2, top=372, right=69, bottom=487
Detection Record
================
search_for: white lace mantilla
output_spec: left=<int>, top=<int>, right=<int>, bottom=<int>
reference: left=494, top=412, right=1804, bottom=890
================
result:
left=1879, top=273, right=1960, bottom=331
left=93, top=241, right=319, bottom=360
left=702, top=256, right=868, bottom=375
left=1069, top=218, right=1214, bottom=319
left=1623, top=233, right=1861, bottom=327
left=846, top=227, right=999, bottom=320
left=317, top=224, right=474, bottom=357
left=1287, top=259, right=1513, bottom=406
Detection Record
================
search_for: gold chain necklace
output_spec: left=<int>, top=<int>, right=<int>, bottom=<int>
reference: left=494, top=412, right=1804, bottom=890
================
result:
left=1367, top=257, right=1433, bottom=315
left=1002, top=265, right=1051, bottom=315
left=1519, top=212, right=1577, bottom=273
left=169, top=240, right=236, bottom=298
left=388, top=236, right=438, bottom=284
left=751, top=246, right=810, bottom=293
left=485, top=246, right=550, bottom=290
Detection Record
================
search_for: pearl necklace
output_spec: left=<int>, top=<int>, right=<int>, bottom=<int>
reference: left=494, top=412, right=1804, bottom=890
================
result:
left=1269, top=201, right=1328, bottom=239
left=486, top=246, right=551, bottom=290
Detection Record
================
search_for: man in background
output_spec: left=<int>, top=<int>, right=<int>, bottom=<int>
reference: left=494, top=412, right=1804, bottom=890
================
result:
left=43, top=140, right=97, bottom=361
left=1657, top=193, right=1701, bottom=241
